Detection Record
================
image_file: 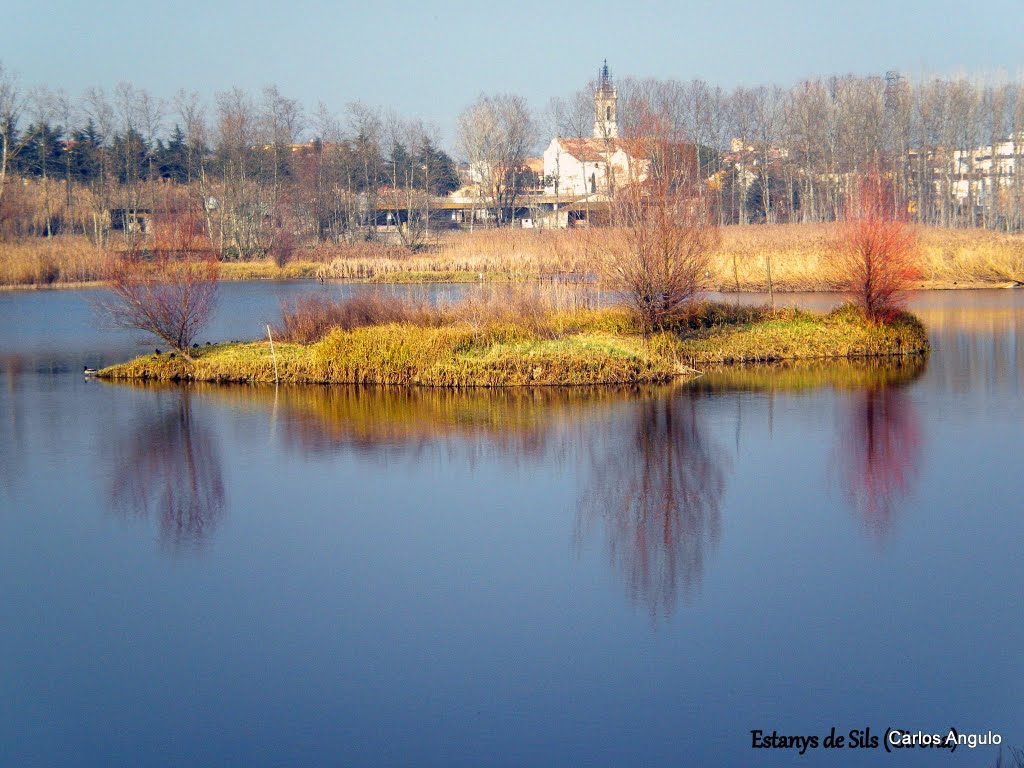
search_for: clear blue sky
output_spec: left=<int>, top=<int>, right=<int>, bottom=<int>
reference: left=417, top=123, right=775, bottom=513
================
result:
left=3, top=0, right=1022, bottom=148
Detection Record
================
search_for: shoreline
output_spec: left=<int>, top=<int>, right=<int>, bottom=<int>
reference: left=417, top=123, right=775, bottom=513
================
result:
left=2, top=272, right=1021, bottom=293
left=4, top=223, right=1023, bottom=292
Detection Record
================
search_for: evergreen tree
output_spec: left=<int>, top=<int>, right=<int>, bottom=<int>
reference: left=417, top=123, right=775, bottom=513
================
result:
left=15, top=122, right=64, bottom=178
left=69, top=120, right=103, bottom=183
left=156, top=124, right=189, bottom=183
left=386, top=139, right=412, bottom=188
left=416, top=137, right=459, bottom=195
left=111, top=127, right=147, bottom=183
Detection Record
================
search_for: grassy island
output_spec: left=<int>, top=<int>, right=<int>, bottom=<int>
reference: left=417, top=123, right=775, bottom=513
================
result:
left=98, top=298, right=929, bottom=387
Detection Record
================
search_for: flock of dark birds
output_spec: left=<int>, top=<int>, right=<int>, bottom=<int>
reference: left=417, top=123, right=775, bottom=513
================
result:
left=83, top=342, right=214, bottom=377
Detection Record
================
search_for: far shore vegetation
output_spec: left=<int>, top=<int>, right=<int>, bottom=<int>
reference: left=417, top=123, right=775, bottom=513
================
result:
left=2, top=224, right=1023, bottom=291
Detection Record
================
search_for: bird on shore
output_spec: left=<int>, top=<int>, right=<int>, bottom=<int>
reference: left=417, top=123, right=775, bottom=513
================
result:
left=154, top=348, right=162, bottom=356
left=83, top=365, right=98, bottom=377
left=169, top=352, right=176, bottom=359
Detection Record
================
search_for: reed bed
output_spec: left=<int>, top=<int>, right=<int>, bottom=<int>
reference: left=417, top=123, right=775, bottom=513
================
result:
left=7, top=223, right=1021, bottom=289
left=275, top=283, right=604, bottom=344
left=313, top=229, right=591, bottom=281
left=708, top=223, right=1024, bottom=291
left=0, top=237, right=111, bottom=286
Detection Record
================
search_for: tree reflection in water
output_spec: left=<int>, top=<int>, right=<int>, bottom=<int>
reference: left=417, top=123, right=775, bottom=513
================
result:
left=577, top=394, right=726, bottom=617
left=109, top=389, right=225, bottom=551
left=837, top=381, right=922, bottom=540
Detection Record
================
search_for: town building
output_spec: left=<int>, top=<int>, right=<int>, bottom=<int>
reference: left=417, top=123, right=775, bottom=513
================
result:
left=541, top=62, right=650, bottom=199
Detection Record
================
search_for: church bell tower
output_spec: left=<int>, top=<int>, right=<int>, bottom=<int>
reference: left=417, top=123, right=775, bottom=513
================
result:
left=593, top=59, right=618, bottom=139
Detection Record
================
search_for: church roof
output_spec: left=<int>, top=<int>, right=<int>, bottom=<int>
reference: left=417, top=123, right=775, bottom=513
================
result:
left=556, top=137, right=649, bottom=163
left=523, top=157, right=545, bottom=174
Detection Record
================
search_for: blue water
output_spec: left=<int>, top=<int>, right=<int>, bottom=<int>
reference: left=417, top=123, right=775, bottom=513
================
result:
left=1, top=285, right=1022, bottom=767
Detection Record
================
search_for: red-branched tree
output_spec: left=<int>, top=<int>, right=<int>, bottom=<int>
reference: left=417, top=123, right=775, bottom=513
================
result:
left=834, top=171, right=919, bottom=322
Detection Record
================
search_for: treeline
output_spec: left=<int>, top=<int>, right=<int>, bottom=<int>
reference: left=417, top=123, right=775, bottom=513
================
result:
left=0, top=68, right=460, bottom=254
left=551, top=73, right=1024, bottom=230
left=5, top=63, right=1024, bottom=251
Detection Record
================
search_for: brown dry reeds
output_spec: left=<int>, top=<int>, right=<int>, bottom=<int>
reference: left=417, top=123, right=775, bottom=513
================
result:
left=0, top=235, right=111, bottom=286
left=275, top=282, right=604, bottom=343
left=4, top=223, right=1024, bottom=290
left=309, top=229, right=594, bottom=281
left=277, top=293, right=426, bottom=343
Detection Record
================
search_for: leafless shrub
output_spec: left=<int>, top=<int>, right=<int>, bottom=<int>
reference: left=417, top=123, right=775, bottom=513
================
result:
left=275, top=283, right=597, bottom=343
left=833, top=171, right=920, bottom=322
left=95, top=200, right=217, bottom=356
left=277, top=293, right=420, bottom=342
left=598, top=107, right=719, bottom=334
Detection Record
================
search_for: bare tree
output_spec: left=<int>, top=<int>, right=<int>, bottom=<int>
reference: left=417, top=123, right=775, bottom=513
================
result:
left=0, top=62, right=33, bottom=234
left=52, top=88, right=79, bottom=235
left=545, top=87, right=592, bottom=140
left=833, top=170, right=919, bottom=322
left=28, top=87, right=59, bottom=238
left=82, top=86, right=116, bottom=246
left=599, top=106, right=718, bottom=334
left=457, top=93, right=536, bottom=226
left=347, top=101, right=384, bottom=239
left=96, top=196, right=218, bottom=356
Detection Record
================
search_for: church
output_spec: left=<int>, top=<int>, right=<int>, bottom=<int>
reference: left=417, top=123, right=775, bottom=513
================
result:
left=542, top=62, right=650, bottom=198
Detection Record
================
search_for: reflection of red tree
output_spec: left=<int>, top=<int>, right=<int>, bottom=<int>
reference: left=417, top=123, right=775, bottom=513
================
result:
left=578, top=395, right=725, bottom=617
left=839, top=385, right=921, bottom=539
left=109, top=391, right=225, bottom=552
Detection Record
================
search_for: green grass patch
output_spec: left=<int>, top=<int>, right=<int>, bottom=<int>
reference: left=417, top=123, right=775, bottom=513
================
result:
left=100, top=324, right=688, bottom=386
left=99, top=302, right=929, bottom=387
left=668, top=304, right=929, bottom=365
left=218, top=261, right=324, bottom=280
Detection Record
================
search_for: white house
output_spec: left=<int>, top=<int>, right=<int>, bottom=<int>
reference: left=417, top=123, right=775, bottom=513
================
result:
left=949, top=133, right=1021, bottom=204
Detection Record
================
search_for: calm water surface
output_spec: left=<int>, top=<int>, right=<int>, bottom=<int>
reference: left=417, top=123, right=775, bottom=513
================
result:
left=1, top=284, right=1022, bottom=767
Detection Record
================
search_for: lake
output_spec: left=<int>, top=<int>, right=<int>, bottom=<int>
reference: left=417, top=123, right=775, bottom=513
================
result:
left=1, top=283, right=1022, bottom=767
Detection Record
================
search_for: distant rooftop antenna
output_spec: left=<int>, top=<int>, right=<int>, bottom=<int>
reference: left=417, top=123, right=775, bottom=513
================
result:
left=885, top=70, right=902, bottom=109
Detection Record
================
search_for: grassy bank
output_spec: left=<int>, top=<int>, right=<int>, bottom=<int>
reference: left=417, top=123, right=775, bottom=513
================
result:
left=5, top=224, right=1023, bottom=289
left=670, top=304, right=928, bottom=364
left=99, top=301, right=929, bottom=387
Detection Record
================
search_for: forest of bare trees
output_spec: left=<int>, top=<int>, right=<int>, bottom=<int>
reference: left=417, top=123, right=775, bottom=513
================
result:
left=0, top=63, right=460, bottom=252
left=5, top=61, right=1024, bottom=252
left=552, top=72, right=1024, bottom=231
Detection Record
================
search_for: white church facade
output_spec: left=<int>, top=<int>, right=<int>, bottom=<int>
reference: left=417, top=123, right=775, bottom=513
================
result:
left=542, top=62, right=649, bottom=198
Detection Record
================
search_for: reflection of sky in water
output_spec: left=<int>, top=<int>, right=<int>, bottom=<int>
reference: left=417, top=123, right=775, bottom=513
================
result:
left=1, top=287, right=1023, bottom=766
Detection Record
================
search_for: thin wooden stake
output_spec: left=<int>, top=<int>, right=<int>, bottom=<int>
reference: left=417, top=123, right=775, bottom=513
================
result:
left=267, top=324, right=279, bottom=385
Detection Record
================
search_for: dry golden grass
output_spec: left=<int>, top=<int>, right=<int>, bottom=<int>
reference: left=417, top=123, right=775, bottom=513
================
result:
left=0, top=236, right=111, bottom=286
left=708, top=223, right=1024, bottom=291
left=667, top=304, right=929, bottom=365
left=5, top=223, right=1024, bottom=290
left=99, top=294, right=928, bottom=388
left=316, top=225, right=1024, bottom=290
left=312, top=229, right=592, bottom=281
